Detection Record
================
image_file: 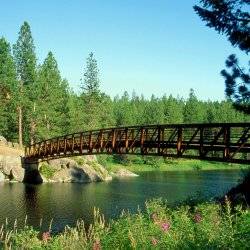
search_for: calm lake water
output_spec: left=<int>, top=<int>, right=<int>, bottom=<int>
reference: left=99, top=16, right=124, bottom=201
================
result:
left=0, top=169, right=245, bottom=232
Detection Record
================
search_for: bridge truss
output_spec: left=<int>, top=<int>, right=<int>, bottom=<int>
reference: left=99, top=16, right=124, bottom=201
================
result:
left=25, top=123, right=250, bottom=164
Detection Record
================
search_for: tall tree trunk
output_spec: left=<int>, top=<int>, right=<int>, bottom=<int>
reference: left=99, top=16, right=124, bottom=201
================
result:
left=30, top=102, right=36, bottom=145
left=18, top=106, right=23, bottom=147
left=30, top=119, right=35, bottom=145
left=18, top=80, right=24, bottom=147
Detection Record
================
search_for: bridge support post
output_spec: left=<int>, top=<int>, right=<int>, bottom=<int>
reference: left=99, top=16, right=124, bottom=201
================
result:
left=112, top=129, right=116, bottom=153
left=157, top=126, right=163, bottom=155
left=89, top=132, right=93, bottom=153
left=80, top=133, right=83, bottom=154
left=140, top=127, right=145, bottom=155
left=71, top=134, right=75, bottom=154
left=125, top=128, right=129, bottom=153
left=44, top=142, right=47, bottom=156
left=223, top=126, right=230, bottom=160
left=199, top=127, right=204, bottom=157
left=64, top=137, right=67, bottom=155
left=177, top=127, right=182, bottom=157
left=100, top=130, right=104, bottom=152
left=50, top=141, right=53, bottom=156
left=56, top=139, right=59, bottom=155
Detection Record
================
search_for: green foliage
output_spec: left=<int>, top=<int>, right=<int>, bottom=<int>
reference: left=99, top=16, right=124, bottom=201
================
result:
left=104, top=158, right=246, bottom=173
left=39, top=163, right=57, bottom=179
left=13, top=21, right=36, bottom=87
left=81, top=52, right=100, bottom=95
left=192, top=163, right=202, bottom=171
left=143, top=95, right=165, bottom=124
left=96, top=155, right=114, bottom=167
left=193, top=0, right=250, bottom=53
left=0, top=37, right=18, bottom=140
left=142, top=156, right=163, bottom=168
left=162, top=94, right=184, bottom=124
left=1, top=200, right=249, bottom=249
left=35, top=52, right=70, bottom=140
left=73, top=156, right=85, bottom=166
left=13, top=21, right=37, bottom=144
left=221, top=55, right=250, bottom=114
left=10, top=226, right=42, bottom=249
left=194, top=0, right=250, bottom=114
left=184, top=89, right=205, bottom=123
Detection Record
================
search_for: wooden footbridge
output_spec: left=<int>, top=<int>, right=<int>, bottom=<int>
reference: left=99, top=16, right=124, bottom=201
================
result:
left=24, top=123, right=250, bottom=164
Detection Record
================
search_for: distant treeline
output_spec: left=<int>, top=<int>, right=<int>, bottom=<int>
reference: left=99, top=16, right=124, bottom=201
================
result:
left=0, top=22, right=249, bottom=145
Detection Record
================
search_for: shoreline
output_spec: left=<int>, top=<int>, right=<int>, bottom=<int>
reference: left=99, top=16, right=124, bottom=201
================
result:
left=104, top=159, right=249, bottom=173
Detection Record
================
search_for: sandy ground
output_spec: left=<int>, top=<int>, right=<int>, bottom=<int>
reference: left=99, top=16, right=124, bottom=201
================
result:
left=0, top=145, right=24, bottom=156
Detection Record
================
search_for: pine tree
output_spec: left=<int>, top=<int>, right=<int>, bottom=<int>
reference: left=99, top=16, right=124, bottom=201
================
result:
left=36, top=52, right=69, bottom=140
left=162, top=95, right=184, bottom=124
left=81, top=52, right=100, bottom=95
left=0, top=37, right=18, bottom=139
left=194, top=0, right=250, bottom=113
left=113, top=91, right=135, bottom=126
left=143, top=95, right=164, bottom=124
left=183, top=89, right=205, bottom=123
left=81, top=52, right=102, bottom=129
left=13, top=21, right=37, bottom=145
left=67, top=91, right=85, bottom=133
left=221, top=54, right=250, bottom=113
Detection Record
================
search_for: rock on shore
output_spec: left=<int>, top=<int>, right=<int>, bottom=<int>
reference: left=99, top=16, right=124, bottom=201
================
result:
left=111, top=168, right=139, bottom=178
left=0, top=146, right=24, bottom=182
left=43, top=155, right=112, bottom=183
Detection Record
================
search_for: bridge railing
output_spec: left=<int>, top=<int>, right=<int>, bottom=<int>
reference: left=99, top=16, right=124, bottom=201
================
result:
left=24, top=123, right=250, bottom=164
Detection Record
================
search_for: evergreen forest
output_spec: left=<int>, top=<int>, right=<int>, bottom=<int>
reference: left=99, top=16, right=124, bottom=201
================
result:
left=0, top=22, right=249, bottom=146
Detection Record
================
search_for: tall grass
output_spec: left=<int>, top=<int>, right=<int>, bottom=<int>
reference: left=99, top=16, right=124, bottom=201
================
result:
left=0, top=199, right=249, bottom=249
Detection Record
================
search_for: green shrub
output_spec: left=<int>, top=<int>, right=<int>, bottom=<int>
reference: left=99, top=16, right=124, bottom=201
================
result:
left=97, top=155, right=113, bottom=167
left=142, top=156, right=163, bottom=168
left=73, top=157, right=85, bottom=166
left=193, top=164, right=202, bottom=170
left=113, top=155, right=132, bottom=166
left=39, top=164, right=57, bottom=179
left=1, top=199, right=249, bottom=249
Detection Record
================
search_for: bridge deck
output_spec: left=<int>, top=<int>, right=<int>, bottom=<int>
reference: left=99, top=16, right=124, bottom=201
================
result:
left=24, top=123, right=250, bottom=164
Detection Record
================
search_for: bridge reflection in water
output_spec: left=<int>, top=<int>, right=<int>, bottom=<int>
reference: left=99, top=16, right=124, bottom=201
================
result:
left=25, top=123, right=250, bottom=164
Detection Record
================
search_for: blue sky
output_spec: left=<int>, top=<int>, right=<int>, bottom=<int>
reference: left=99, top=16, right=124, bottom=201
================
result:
left=1, top=0, right=249, bottom=100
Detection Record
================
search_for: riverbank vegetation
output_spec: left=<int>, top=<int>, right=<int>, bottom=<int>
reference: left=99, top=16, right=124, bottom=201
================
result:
left=0, top=22, right=249, bottom=147
left=1, top=199, right=249, bottom=249
left=97, top=155, right=248, bottom=173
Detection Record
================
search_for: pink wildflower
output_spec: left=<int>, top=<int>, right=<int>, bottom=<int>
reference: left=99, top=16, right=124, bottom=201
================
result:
left=93, top=239, right=101, bottom=250
left=151, top=237, right=158, bottom=246
left=161, top=221, right=171, bottom=232
left=42, top=231, right=51, bottom=242
left=194, top=213, right=202, bottom=223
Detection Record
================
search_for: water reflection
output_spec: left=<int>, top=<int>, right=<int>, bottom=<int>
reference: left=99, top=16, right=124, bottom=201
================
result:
left=0, top=170, right=244, bottom=232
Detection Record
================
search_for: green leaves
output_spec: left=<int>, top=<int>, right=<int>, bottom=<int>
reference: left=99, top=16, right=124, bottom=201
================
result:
left=0, top=37, right=18, bottom=140
left=13, top=21, right=36, bottom=86
left=194, top=0, right=250, bottom=114
left=79, top=52, right=115, bottom=130
left=35, top=52, right=70, bottom=140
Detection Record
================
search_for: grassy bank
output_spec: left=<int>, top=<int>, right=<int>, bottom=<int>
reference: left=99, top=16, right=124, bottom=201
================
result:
left=1, top=199, right=249, bottom=249
left=97, top=155, right=249, bottom=173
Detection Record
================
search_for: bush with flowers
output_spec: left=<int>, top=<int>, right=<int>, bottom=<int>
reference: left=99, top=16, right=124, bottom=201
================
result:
left=0, top=198, right=249, bottom=249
